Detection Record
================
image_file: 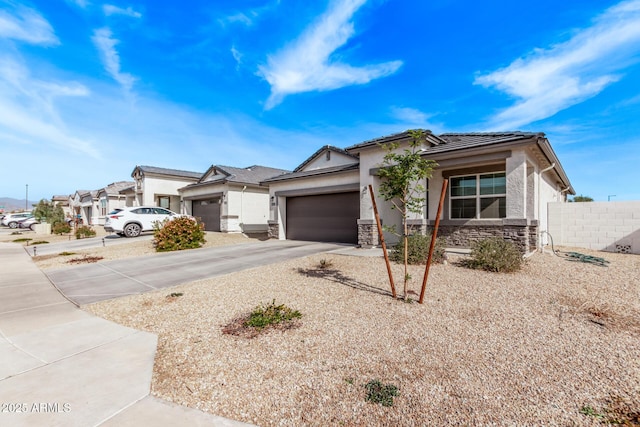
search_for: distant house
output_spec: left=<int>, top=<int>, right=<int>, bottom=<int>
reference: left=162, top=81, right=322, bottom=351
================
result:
left=51, top=195, right=72, bottom=218
left=95, top=181, right=135, bottom=225
left=130, top=165, right=202, bottom=211
left=179, top=165, right=289, bottom=233
left=69, top=190, right=99, bottom=225
left=263, top=131, right=575, bottom=254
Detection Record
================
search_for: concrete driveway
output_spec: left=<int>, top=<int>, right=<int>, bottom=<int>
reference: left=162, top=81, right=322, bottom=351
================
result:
left=46, top=240, right=349, bottom=305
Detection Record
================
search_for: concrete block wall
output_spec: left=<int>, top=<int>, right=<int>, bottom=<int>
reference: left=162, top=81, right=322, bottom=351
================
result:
left=547, top=201, right=640, bottom=254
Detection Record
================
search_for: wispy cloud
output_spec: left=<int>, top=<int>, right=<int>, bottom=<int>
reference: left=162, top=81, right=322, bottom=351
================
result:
left=65, top=0, right=90, bottom=8
left=92, top=27, right=136, bottom=94
left=389, top=107, right=443, bottom=133
left=218, top=1, right=280, bottom=27
left=0, top=4, right=59, bottom=45
left=231, top=45, right=242, bottom=70
left=103, top=4, right=142, bottom=18
left=258, top=0, right=402, bottom=109
left=0, top=57, right=98, bottom=157
left=475, top=0, right=640, bottom=130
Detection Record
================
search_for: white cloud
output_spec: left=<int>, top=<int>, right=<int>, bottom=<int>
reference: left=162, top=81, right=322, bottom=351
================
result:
left=0, top=5, right=59, bottom=45
left=103, top=4, right=142, bottom=18
left=92, top=27, right=137, bottom=94
left=389, top=107, right=444, bottom=133
left=475, top=0, right=640, bottom=130
left=66, top=0, right=90, bottom=9
left=0, top=57, right=98, bottom=157
left=231, top=45, right=242, bottom=69
left=258, top=0, right=402, bottom=109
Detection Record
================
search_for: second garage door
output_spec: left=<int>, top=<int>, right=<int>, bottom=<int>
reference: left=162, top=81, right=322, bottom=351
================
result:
left=286, top=192, right=359, bottom=244
left=192, top=199, right=220, bottom=232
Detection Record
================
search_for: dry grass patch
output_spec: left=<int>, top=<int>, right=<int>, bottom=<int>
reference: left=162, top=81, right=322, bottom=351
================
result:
left=85, top=247, right=640, bottom=426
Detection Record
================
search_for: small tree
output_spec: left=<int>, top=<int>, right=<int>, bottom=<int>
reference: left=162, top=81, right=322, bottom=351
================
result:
left=378, top=129, right=437, bottom=300
left=570, top=195, right=594, bottom=202
left=32, top=199, right=65, bottom=226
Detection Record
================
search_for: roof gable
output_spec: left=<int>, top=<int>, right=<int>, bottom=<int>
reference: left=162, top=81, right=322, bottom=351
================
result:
left=294, top=145, right=358, bottom=172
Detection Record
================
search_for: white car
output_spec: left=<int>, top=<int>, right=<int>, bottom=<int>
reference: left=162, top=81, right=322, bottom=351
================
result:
left=104, top=206, right=185, bottom=237
left=2, top=212, right=33, bottom=228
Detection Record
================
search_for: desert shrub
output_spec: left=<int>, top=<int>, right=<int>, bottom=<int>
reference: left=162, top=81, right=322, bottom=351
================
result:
left=52, top=222, right=71, bottom=235
left=365, top=379, right=399, bottom=407
left=244, top=300, right=302, bottom=329
left=153, top=216, right=205, bottom=252
left=389, top=233, right=446, bottom=265
left=465, top=237, right=523, bottom=273
left=75, top=226, right=96, bottom=239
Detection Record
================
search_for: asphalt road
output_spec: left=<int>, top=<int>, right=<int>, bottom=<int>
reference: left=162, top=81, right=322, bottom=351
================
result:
left=45, top=240, right=349, bottom=305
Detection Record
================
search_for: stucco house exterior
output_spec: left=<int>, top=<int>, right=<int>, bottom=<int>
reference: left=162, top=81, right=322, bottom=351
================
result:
left=263, top=130, right=574, bottom=254
left=51, top=195, right=72, bottom=218
left=179, top=165, right=289, bottom=233
left=130, top=165, right=202, bottom=211
left=69, top=190, right=99, bottom=225
left=95, top=181, right=134, bottom=225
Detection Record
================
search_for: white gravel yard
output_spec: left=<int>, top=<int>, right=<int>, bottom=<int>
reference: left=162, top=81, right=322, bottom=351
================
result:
left=20, top=230, right=255, bottom=269
left=84, top=247, right=640, bottom=426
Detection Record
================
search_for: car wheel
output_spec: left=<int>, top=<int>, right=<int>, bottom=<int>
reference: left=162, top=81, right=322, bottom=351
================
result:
left=123, top=223, right=141, bottom=237
left=8, top=222, right=18, bottom=229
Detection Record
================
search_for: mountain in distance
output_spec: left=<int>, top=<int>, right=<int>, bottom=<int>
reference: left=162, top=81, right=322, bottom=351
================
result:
left=0, top=197, right=40, bottom=213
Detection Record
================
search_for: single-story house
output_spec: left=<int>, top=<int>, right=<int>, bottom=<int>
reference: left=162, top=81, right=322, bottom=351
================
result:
left=51, top=195, right=72, bottom=218
left=69, top=190, right=99, bottom=225
left=179, top=165, right=289, bottom=233
left=95, top=181, right=134, bottom=225
left=130, top=165, right=202, bottom=211
left=262, top=131, right=574, bottom=254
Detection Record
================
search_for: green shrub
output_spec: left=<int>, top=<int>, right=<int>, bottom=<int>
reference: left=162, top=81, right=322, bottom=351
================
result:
left=52, top=222, right=71, bottom=235
left=465, top=237, right=523, bottom=273
left=389, top=233, right=446, bottom=265
left=153, top=216, right=205, bottom=252
left=364, top=379, right=399, bottom=407
left=75, top=226, right=96, bottom=239
left=244, top=300, right=302, bottom=329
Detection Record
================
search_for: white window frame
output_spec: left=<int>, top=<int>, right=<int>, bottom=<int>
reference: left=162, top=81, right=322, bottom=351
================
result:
left=449, top=171, right=506, bottom=219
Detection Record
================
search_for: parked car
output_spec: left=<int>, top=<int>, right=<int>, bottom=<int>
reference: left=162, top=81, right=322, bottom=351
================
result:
left=104, top=206, right=186, bottom=237
left=2, top=212, right=33, bottom=228
left=18, top=216, right=39, bottom=230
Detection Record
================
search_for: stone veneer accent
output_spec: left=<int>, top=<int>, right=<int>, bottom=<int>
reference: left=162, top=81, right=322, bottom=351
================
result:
left=267, top=220, right=279, bottom=239
left=432, top=219, right=538, bottom=254
left=357, top=219, right=379, bottom=248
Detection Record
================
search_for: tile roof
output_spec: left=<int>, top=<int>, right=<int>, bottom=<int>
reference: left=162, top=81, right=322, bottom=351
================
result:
left=423, top=132, right=544, bottom=155
left=135, top=165, right=202, bottom=179
left=100, top=181, right=135, bottom=195
left=345, top=129, right=445, bottom=151
left=200, top=165, right=291, bottom=185
left=261, top=162, right=359, bottom=183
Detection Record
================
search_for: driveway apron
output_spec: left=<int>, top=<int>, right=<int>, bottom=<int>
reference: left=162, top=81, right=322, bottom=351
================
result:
left=46, top=240, right=348, bottom=305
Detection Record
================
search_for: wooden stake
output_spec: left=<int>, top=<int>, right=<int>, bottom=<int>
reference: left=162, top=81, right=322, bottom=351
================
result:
left=368, top=185, right=396, bottom=299
left=419, top=179, right=448, bottom=304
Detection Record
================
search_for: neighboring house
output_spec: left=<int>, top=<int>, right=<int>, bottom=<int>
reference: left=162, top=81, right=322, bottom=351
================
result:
left=130, top=165, right=202, bottom=211
left=180, top=165, right=289, bottom=233
left=95, top=181, right=135, bottom=225
left=263, top=131, right=574, bottom=254
left=51, top=195, right=72, bottom=218
left=69, top=190, right=99, bottom=225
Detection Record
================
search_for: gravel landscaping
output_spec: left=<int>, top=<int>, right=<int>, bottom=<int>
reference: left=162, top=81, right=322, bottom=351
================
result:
left=84, top=247, right=640, bottom=426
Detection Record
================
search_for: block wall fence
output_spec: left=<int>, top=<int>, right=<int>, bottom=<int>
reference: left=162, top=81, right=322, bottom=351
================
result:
left=547, top=201, right=640, bottom=254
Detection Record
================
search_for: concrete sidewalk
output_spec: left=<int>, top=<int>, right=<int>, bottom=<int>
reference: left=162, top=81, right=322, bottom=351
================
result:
left=0, top=242, right=253, bottom=427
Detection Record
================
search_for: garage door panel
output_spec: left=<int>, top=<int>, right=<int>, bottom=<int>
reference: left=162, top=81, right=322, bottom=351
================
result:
left=192, top=199, right=220, bottom=232
left=286, top=192, right=358, bottom=244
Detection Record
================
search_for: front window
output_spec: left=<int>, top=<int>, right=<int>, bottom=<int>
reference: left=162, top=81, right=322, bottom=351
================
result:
left=100, top=199, right=107, bottom=216
left=158, top=196, right=170, bottom=209
left=450, top=172, right=506, bottom=219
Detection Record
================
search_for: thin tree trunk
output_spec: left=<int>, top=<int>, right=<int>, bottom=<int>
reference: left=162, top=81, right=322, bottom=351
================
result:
left=403, top=220, right=408, bottom=300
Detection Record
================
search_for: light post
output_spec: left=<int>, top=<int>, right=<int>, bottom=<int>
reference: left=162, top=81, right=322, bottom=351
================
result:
left=25, top=184, right=28, bottom=211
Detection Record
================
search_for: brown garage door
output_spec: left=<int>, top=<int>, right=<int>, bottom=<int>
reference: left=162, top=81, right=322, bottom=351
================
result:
left=286, top=192, right=359, bottom=244
left=192, top=199, right=220, bottom=232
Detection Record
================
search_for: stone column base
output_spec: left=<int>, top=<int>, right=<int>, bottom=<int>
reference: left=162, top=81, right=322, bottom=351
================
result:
left=267, top=220, right=279, bottom=239
left=357, top=219, right=379, bottom=248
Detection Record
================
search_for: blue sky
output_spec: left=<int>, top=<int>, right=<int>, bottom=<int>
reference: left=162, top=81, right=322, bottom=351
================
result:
left=1, top=0, right=639, bottom=202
